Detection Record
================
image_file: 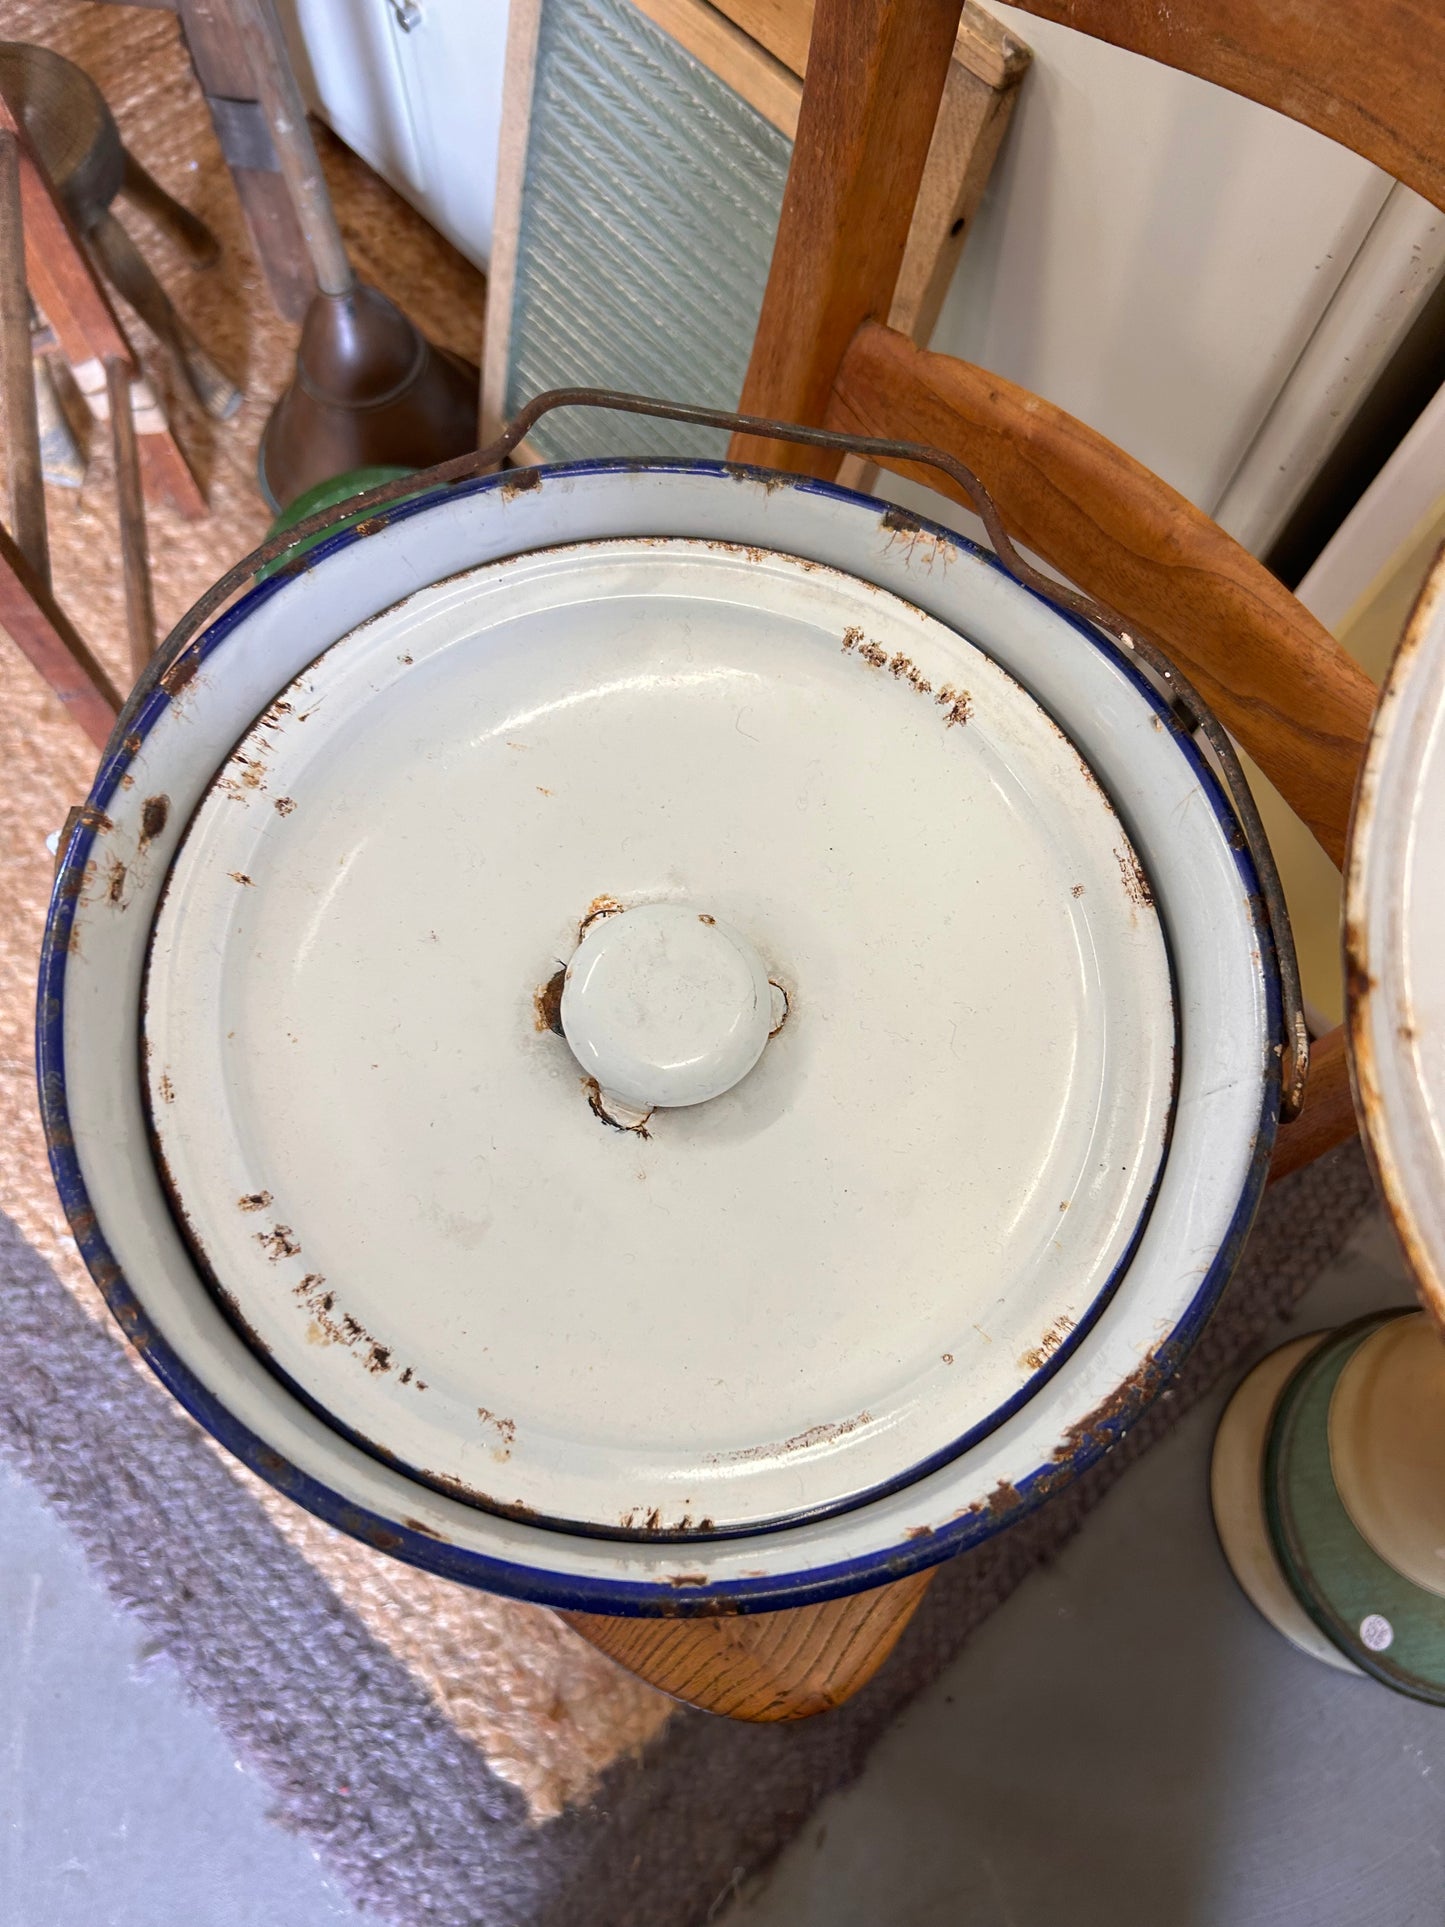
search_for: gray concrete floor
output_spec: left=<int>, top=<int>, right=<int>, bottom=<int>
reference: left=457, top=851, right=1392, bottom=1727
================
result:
left=0, top=1456, right=361, bottom=1927
left=722, top=1213, right=1445, bottom=1927
left=3, top=1214, right=1441, bottom=1926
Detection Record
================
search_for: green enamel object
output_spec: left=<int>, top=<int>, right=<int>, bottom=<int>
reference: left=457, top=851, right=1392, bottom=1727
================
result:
left=1266, top=1310, right=1445, bottom=1703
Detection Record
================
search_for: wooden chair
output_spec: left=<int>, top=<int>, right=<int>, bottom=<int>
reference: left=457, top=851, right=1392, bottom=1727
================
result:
left=564, top=0, right=1440, bottom=1722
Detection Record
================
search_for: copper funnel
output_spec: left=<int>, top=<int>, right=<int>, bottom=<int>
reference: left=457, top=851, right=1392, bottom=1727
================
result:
left=229, top=0, right=480, bottom=511
left=259, top=283, right=477, bottom=510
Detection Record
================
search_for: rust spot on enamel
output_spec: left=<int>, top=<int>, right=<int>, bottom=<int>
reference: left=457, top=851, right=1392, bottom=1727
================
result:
left=160, top=653, right=198, bottom=697
left=584, top=1077, right=652, bottom=1138
left=846, top=634, right=972, bottom=728
left=879, top=506, right=955, bottom=573
left=722, top=1411, right=872, bottom=1464
left=578, top=893, right=625, bottom=939
left=978, top=1477, right=1023, bottom=1522
left=500, top=466, right=542, bottom=500
left=139, top=795, right=169, bottom=845
left=1051, top=1340, right=1187, bottom=1463
left=476, top=1409, right=515, bottom=1462
left=1019, top=1311, right=1075, bottom=1374
left=255, top=1223, right=301, bottom=1261
left=892, top=653, right=931, bottom=694
left=1115, top=845, right=1154, bottom=908
left=533, top=966, right=566, bottom=1035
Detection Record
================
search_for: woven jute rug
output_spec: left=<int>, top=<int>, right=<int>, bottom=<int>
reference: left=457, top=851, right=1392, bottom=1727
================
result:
left=0, top=6, right=1385, bottom=1922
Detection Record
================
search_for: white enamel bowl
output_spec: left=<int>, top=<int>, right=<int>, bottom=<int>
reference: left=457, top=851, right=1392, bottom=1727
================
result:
left=1346, top=548, right=1445, bottom=1322
left=40, top=463, right=1280, bottom=1613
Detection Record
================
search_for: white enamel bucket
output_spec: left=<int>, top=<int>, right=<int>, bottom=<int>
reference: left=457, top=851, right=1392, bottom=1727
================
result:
left=39, top=398, right=1296, bottom=1613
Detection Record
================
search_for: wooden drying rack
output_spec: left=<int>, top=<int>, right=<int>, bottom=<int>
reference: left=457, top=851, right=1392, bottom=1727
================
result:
left=0, top=80, right=210, bottom=743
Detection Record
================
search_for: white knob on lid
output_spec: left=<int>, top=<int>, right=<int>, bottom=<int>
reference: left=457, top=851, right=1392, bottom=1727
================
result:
left=560, top=902, right=773, bottom=1110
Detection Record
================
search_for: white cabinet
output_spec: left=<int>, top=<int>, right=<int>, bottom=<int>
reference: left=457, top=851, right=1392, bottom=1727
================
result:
left=938, top=8, right=1395, bottom=519
left=278, top=0, right=510, bottom=267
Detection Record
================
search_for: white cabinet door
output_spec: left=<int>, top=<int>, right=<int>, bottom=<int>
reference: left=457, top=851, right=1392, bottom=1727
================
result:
left=279, top=0, right=509, bottom=268
left=934, top=6, right=1393, bottom=517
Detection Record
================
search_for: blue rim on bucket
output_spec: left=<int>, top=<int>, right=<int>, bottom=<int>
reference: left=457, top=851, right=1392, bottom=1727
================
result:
left=36, top=458, right=1281, bottom=1615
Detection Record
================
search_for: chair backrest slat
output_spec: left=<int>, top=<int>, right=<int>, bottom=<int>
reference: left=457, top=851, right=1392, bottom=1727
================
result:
left=730, top=0, right=964, bottom=466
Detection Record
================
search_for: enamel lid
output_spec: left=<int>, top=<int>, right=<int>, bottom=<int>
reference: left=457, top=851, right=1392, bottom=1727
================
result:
left=141, top=536, right=1175, bottom=1536
left=1347, top=548, right=1445, bottom=1325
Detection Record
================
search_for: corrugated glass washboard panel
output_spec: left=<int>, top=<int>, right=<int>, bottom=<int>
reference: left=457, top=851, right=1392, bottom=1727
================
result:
left=506, top=0, right=791, bottom=462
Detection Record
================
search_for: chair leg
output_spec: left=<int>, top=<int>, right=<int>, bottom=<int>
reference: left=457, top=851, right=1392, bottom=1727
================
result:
left=104, top=354, right=155, bottom=680
left=0, top=524, right=122, bottom=748
left=118, top=148, right=220, bottom=268
left=86, top=209, right=241, bottom=421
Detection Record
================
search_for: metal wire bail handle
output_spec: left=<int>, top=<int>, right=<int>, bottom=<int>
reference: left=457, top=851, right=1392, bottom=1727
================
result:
left=122, top=385, right=1308, bottom=1121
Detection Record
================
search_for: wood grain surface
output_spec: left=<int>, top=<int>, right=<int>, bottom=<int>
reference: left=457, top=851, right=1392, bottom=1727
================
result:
left=478, top=0, right=540, bottom=446
left=0, top=129, right=50, bottom=588
left=639, top=0, right=1028, bottom=144
left=888, top=26, right=1027, bottom=349
left=1270, top=1026, right=1358, bottom=1183
left=132, top=424, right=206, bottom=522
left=714, top=0, right=812, bottom=75
left=717, top=0, right=1024, bottom=91
left=564, top=1569, right=935, bottom=1721
left=177, top=0, right=314, bottom=319
left=105, top=354, right=156, bottom=679
left=0, top=88, right=134, bottom=372
left=828, top=322, right=1376, bottom=868
left=0, top=86, right=207, bottom=522
left=632, top=0, right=802, bottom=136
left=223, top=0, right=353, bottom=298
left=729, top=0, right=963, bottom=469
